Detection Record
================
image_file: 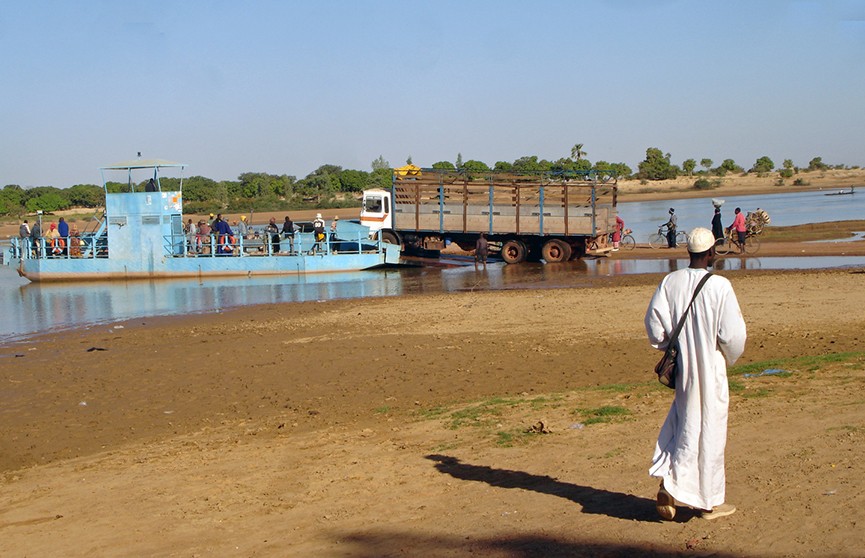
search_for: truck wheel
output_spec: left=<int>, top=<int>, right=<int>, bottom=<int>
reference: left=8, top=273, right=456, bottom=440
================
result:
left=381, top=231, right=400, bottom=245
left=541, top=239, right=572, bottom=263
left=501, top=239, right=527, bottom=264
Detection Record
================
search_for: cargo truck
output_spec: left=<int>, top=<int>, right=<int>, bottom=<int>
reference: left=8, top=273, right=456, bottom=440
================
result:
left=359, top=167, right=618, bottom=263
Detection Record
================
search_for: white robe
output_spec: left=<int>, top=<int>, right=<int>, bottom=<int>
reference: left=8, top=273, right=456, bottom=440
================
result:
left=645, top=267, right=746, bottom=510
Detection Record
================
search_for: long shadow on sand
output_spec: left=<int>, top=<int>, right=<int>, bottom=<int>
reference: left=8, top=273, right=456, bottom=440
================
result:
left=426, top=454, right=673, bottom=523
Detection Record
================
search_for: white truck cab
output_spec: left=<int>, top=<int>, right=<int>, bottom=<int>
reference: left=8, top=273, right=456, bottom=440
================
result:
left=360, top=188, right=393, bottom=239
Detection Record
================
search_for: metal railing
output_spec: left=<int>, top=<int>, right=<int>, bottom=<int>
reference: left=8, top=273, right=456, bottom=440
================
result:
left=164, top=232, right=384, bottom=258
left=6, top=236, right=108, bottom=260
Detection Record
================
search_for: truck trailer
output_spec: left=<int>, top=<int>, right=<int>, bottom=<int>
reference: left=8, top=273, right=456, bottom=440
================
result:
left=359, top=167, right=619, bottom=263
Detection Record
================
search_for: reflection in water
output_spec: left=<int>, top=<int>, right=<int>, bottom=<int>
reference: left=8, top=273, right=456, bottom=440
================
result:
left=1, top=254, right=863, bottom=344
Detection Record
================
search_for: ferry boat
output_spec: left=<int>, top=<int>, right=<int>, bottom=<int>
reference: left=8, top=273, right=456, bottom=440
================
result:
left=3, top=159, right=400, bottom=282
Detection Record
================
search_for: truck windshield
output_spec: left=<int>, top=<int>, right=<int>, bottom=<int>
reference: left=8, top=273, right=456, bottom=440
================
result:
left=364, top=196, right=383, bottom=213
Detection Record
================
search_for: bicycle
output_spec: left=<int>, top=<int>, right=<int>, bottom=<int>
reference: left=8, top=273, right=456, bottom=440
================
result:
left=648, top=226, right=687, bottom=249
left=715, top=228, right=761, bottom=255
left=620, top=228, right=636, bottom=250
left=610, top=228, right=636, bottom=250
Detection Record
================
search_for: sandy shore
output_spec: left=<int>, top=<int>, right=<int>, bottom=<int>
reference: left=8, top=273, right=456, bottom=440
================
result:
left=1, top=266, right=864, bottom=556
left=1, top=168, right=864, bottom=556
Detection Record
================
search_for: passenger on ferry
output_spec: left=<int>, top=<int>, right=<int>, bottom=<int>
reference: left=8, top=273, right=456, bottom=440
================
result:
left=30, top=220, right=42, bottom=257
left=237, top=215, right=250, bottom=239
left=186, top=219, right=197, bottom=254
left=282, top=216, right=294, bottom=253
left=330, top=216, right=339, bottom=241
left=69, top=224, right=82, bottom=257
left=312, top=213, right=326, bottom=253
left=18, top=219, right=30, bottom=257
left=197, top=220, right=211, bottom=254
left=58, top=217, right=69, bottom=256
left=216, top=217, right=235, bottom=254
left=48, top=223, right=64, bottom=256
left=266, top=217, right=280, bottom=253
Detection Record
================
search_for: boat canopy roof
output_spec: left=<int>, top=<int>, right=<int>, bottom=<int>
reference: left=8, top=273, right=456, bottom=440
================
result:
left=100, top=159, right=186, bottom=171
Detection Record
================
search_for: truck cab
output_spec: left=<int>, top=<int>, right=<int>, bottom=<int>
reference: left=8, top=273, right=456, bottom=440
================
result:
left=360, top=189, right=397, bottom=243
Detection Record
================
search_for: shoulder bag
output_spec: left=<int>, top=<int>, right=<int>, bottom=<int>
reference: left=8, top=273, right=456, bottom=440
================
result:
left=655, top=273, right=713, bottom=389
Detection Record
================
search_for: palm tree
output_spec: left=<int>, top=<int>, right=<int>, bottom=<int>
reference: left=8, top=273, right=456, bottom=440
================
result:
left=571, top=143, right=586, bottom=161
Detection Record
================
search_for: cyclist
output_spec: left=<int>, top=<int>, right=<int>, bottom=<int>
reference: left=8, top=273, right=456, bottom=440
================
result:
left=727, top=207, right=747, bottom=254
left=664, top=208, right=678, bottom=248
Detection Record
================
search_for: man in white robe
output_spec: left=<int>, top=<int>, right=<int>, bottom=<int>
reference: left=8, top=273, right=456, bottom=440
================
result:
left=644, top=227, right=747, bottom=520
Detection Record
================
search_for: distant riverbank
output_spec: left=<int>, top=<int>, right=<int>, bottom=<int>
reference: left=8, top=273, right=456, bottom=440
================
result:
left=616, top=167, right=862, bottom=203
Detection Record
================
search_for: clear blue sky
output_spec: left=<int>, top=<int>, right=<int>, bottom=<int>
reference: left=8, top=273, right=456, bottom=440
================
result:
left=2, top=0, right=864, bottom=188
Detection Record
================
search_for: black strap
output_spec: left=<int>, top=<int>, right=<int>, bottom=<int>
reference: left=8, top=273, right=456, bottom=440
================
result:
left=668, top=272, right=713, bottom=346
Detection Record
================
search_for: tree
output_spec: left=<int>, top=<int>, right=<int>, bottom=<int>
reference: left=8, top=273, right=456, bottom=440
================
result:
left=405, top=155, right=413, bottom=165
left=0, top=185, right=25, bottom=215
left=700, top=158, right=713, bottom=173
left=338, top=169, right=368, bottom=192
left=682, top=159, right=696, bottom=176
left=570, top=143, right=586, bottom=161
left=750, top=156, right=774, bottom=174
left=455, top=153, right=463, bottom=169
left=637, top=147, right=678, bottom=180
left=511, top=156, right=543, bottom=173
left=65, top=184, right=104, bottom=208
left=807, top=157, right=828, bottom=171
left=371, top=155, right=389, bottom=171
left=714, top=159, right=743, bottom=176
left=594, top=161, right=632, bottom=179
left=23, top=187, right=70, bottom=212
left=493, top=161, right=513, bottom=172
left=462, top=160, right=490, bottom=172
left=432, top=161, right=455, bottom=170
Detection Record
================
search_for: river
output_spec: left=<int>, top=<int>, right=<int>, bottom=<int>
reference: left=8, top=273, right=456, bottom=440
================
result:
left=1, top=189, right=863, bottom=345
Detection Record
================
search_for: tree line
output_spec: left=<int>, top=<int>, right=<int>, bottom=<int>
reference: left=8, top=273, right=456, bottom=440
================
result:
left=0, top=147, right=852, bottom=217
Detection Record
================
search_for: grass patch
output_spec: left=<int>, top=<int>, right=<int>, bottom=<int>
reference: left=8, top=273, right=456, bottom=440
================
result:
left=729, top=351, right=864, bottom=377
left=741, top=388, right=772, bottom=399
left=759, top=220, right=865, bottom=243
left=374, top=406, right=391, bottom=414
left=591, top=383, right=636, bottom=393
left=435, top=396, right=523, bottom=430
left=577, top=405, right=632, bottom=425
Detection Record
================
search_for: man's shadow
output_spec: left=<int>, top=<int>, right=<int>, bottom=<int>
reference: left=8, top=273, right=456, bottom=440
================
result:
left=426, top=454, right=694, bottom=523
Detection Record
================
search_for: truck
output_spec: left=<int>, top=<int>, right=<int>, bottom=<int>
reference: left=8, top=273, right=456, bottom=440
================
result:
left=359, top=166, right=619, bottom=263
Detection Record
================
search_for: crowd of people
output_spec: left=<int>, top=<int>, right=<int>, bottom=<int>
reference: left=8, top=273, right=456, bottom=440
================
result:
left=647, top=204, right=770, bottom=254
left=15, top=212, right=342, bottom=259
left=17, top=216, right=85, bottom=258
left=185, top=213, right=305, bottom=255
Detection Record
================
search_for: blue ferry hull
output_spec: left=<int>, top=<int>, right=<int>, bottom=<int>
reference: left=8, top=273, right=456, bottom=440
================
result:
left=14, top=246, right=399, bottom=282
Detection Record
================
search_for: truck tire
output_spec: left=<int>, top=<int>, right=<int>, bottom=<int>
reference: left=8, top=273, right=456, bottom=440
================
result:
left=500, top=239, right=527, bottom=264
left=381, top=231, right=400, bottom=245
left=541, top=239, right=572, bottom=263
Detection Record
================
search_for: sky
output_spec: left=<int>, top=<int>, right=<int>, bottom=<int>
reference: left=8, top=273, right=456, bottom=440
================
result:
left=2, top=0, right=865, bottom=188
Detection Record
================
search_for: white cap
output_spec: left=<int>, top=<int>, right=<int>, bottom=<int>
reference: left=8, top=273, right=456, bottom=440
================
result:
left=687, top=227, right=715, bottom=253
left=316, top=213, right=322, bottom=219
